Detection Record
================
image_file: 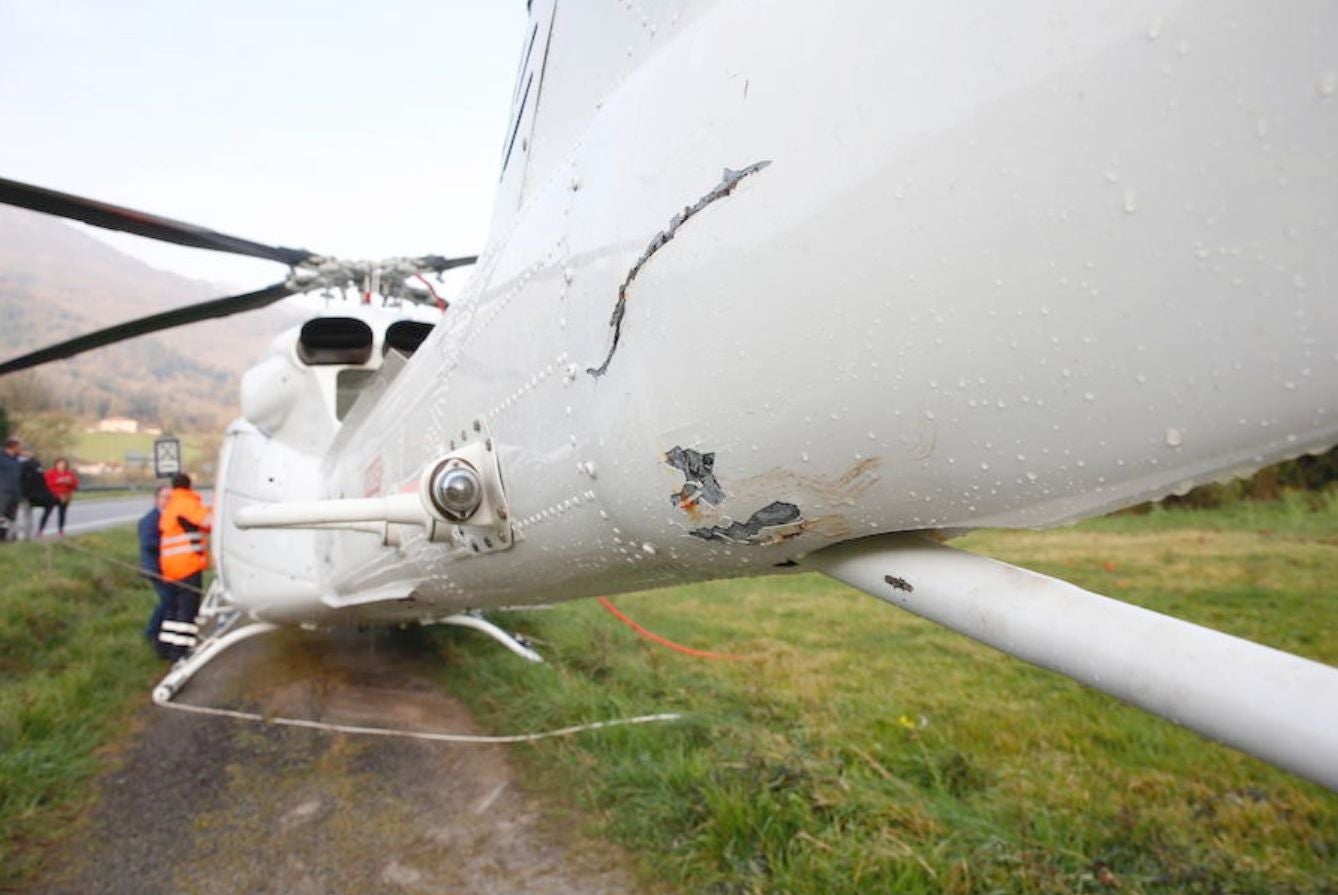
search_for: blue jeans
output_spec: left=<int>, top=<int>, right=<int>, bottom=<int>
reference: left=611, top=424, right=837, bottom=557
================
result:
left=145, top=578, right=173, bottom=650
left=0, top=492, right=16, bottom=542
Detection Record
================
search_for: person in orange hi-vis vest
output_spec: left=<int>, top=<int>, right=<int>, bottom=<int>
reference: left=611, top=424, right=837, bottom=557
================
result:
left=158, top=473, right=212, bottom=660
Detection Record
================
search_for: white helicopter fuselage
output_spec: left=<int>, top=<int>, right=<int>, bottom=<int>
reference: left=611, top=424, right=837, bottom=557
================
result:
left=188, top=0, right=1338, bottom=789
left=216, top=0, right=1336, bottom=626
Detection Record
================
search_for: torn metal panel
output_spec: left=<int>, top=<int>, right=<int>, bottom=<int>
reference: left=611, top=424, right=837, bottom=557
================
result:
left=671, top=455, right=880, bottom=521
left=689, top=500, right=802, bottom=545
left=668, top=452, right=875, bottom=545
left=587, top=160, right=773, bottom=377
left=664, top=446, right=725, bottom=510
left=680, top=456, right=881, bottom=518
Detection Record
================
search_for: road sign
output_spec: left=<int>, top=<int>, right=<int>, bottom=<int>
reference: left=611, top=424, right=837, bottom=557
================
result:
left=154, top=437, right=182, bottom=478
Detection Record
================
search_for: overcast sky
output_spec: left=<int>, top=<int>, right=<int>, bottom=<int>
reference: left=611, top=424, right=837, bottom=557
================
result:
left=0, top=1, right=527, bottom=298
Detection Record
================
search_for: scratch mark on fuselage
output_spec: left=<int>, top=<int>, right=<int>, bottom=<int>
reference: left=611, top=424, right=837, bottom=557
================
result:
left=586, top=160, right=773, bottom=378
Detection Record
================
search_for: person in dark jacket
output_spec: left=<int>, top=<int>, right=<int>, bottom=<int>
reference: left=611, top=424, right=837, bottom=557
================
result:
left=19, top=453, right=54, bottom=540
left=140, top=485, right=172, bottom=657
left=0, top=437, right=21, bottom=543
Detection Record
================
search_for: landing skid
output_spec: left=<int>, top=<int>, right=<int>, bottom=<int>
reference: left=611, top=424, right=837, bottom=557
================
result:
left=426, top=610, right=545, bottom=663
left=152, top=609, right=543, bottom=706
left=196, top=578, right=230, bottom=622
left=808, top=533, right=1338, bottom=792
left=152, top=614, right=279, bottom=704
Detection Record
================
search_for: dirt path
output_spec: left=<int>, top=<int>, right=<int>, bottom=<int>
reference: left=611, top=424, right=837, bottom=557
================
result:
left=26, top=628, right=653, bottom=895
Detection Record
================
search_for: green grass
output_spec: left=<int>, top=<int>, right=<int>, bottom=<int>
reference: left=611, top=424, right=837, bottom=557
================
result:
left=0, top=530, right=162, bottom=889
left=72, top=431, right=207, bottom=469
left=432, top=501, right=1338, bottom=894
left=1079, top=487, right=1338, bottom=538
left=3, top=499, right=1335, bottom=893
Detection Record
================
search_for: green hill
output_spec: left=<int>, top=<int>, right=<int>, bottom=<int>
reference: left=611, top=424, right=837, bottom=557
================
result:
left=0, top=205, right=304, bottom=430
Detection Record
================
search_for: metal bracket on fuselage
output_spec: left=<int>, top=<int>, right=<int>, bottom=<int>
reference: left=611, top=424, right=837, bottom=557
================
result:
left=419, top=415, right=513, bottom=557
left=233, top=414, right=514, bottom=558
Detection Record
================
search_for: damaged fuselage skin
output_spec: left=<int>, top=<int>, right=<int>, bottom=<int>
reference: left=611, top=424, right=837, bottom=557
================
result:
left=219, top=0, right=1337, bottom=627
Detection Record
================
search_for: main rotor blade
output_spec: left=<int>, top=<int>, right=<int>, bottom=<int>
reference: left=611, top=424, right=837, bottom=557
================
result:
left=0, top=177, right=315, bottom=267
left=413, top=253, right=478, bottom=272
left=0, top=282, right=297, bottom=376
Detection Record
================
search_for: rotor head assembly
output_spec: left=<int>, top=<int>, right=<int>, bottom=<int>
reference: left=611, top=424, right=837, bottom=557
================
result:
left=0, top=175, right=477, bottom=376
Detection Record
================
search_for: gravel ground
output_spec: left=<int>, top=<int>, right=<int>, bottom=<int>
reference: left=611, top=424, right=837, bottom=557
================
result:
left=24, top=627, right=652, bottom=895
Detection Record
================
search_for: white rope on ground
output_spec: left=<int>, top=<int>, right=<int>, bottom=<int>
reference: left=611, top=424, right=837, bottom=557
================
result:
left=154, top=699, right=683, bottom=744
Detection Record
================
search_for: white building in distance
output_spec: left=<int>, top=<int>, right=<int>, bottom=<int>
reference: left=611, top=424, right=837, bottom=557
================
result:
left=96, top=417, right=138, bottom=434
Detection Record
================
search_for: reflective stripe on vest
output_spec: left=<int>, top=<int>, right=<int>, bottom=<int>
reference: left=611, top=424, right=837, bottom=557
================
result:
left=160, top=489, right=210, bottom=581
left=162, top=533, right=203, bottom=546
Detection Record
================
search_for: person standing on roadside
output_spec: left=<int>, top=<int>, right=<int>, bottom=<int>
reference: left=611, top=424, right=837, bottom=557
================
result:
left=15, top=452, right=41, bottom=540
left=0, top=437, right=21, bottom=543
left=158, top=473, right=212, bottom=660
left=21, top=453, right=58, bottom=539
left=139, top=485, right=172, bottom=658
left=40, top=457, right=79, bottom=536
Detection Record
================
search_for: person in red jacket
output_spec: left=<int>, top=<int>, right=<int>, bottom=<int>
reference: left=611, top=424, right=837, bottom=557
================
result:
left=40, top=457, right=79, bottom=536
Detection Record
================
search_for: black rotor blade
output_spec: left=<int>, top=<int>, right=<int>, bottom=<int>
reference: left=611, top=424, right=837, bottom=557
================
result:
left=0, top=282, right=297, bottom=376
left=413, top=253, right=478, bottom=272
left=0, top=176, right=315, bottom=267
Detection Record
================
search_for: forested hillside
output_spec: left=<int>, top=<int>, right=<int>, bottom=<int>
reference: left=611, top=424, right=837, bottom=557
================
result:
left=0, top=206, right=303, bottom=430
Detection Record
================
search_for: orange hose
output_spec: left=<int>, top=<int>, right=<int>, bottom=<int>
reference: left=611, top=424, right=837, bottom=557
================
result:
left=597, top=596, right=748, bottom=661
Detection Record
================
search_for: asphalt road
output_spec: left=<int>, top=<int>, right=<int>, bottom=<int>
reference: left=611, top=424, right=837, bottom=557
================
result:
left=61, top=495, right=154, bottom=535
left=58, top=490, right=214, bottom=536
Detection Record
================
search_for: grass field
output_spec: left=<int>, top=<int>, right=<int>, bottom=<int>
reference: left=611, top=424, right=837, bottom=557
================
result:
left=432, top=497, right=1338, bottom=894
left=1083, top=487, right=1338, bottom=538
left=71, top=431, right=208, bottom=469
left=0, top=530, right=162, bottom=890
left=1, top=500, right=1334, bottom=893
